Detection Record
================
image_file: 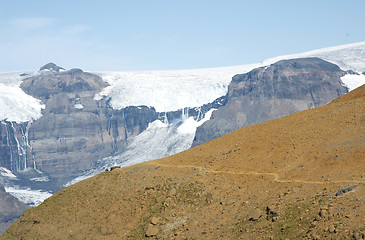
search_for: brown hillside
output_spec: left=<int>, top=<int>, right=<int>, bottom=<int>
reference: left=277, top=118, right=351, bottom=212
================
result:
left=2, top=85, right=365, bottom=239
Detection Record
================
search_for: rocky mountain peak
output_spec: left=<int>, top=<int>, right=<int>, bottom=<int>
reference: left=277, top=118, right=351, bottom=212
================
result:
left=39, top=63, right=65, bottom=73
left=21, top=67, right=108, bottom=100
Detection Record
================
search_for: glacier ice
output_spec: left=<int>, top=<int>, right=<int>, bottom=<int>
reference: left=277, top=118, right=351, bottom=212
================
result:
left=0, top=84, right=45, bottom=123
left=5, top=186, right=52, bottom=206
left=341, top=73, right=365, bottom=91
left=93, top=66, right=253, bottom=112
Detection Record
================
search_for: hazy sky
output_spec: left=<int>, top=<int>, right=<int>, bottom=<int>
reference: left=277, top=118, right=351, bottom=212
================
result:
left=1, top=0, right=364, bottom=71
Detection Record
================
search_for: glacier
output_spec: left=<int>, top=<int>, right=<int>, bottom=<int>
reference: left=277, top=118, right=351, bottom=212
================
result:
left=93, top=66, right=252, bottom=112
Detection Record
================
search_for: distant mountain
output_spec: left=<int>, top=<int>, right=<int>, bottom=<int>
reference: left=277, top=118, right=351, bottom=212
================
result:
left=3, top=84, right=364, bottom=239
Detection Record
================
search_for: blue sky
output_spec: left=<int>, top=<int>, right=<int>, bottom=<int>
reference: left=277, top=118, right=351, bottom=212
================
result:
left=0, top=0, right=364, bottom=71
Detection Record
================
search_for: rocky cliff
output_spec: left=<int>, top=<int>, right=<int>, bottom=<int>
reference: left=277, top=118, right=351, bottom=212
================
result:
left=17, top=66, right=160, bottom=185
left=193, top=57, right=348, bottom=146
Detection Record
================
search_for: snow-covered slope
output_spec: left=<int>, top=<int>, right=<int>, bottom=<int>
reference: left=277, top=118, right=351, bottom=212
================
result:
left=262, top=41, right=365, bottom=73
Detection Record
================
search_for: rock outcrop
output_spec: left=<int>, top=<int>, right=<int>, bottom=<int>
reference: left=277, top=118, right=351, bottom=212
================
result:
left=193, top=58, right=348, bottom=147
left=0, top=183, right=27, bottom=234
left=39, top=62, right=65, bottom=73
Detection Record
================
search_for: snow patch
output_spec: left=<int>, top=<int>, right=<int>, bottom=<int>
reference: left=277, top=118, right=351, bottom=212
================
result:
left=73, top=103, right=84, bottom=109
left=177, top=109, right=215, bottom=135
left=0, top=167, right=17, bottom=179
left=30, top=176, right=49, bottom=182
left=341, top=73, right=365, bottom=91
left=5, top=186, right=52, bottom=206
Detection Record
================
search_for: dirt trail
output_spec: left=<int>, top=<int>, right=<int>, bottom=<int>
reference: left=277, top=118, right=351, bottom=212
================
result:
left=148, top=162, right=365, bottom=185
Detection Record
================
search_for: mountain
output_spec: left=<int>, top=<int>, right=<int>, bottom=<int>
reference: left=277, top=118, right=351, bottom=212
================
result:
left=0, top=43, right=364, bottom=208
left=0, top=183, right=27, bottom=234
left=3, top=84, right=364, bottom=239
left=192, top=57, right=348, bottom=146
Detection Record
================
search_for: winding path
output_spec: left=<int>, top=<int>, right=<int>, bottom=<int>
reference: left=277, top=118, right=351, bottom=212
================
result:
left=147, top=162, right=365, bottom=185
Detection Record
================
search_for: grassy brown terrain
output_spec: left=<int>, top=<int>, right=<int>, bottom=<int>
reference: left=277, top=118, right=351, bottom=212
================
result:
left=2, top=85, right=365, bottom=239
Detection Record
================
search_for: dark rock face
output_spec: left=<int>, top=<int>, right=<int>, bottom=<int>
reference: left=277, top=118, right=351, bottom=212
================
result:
left=192, top=58, right=348, bottom=147
left=0, top=183, right=28, bottom=234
